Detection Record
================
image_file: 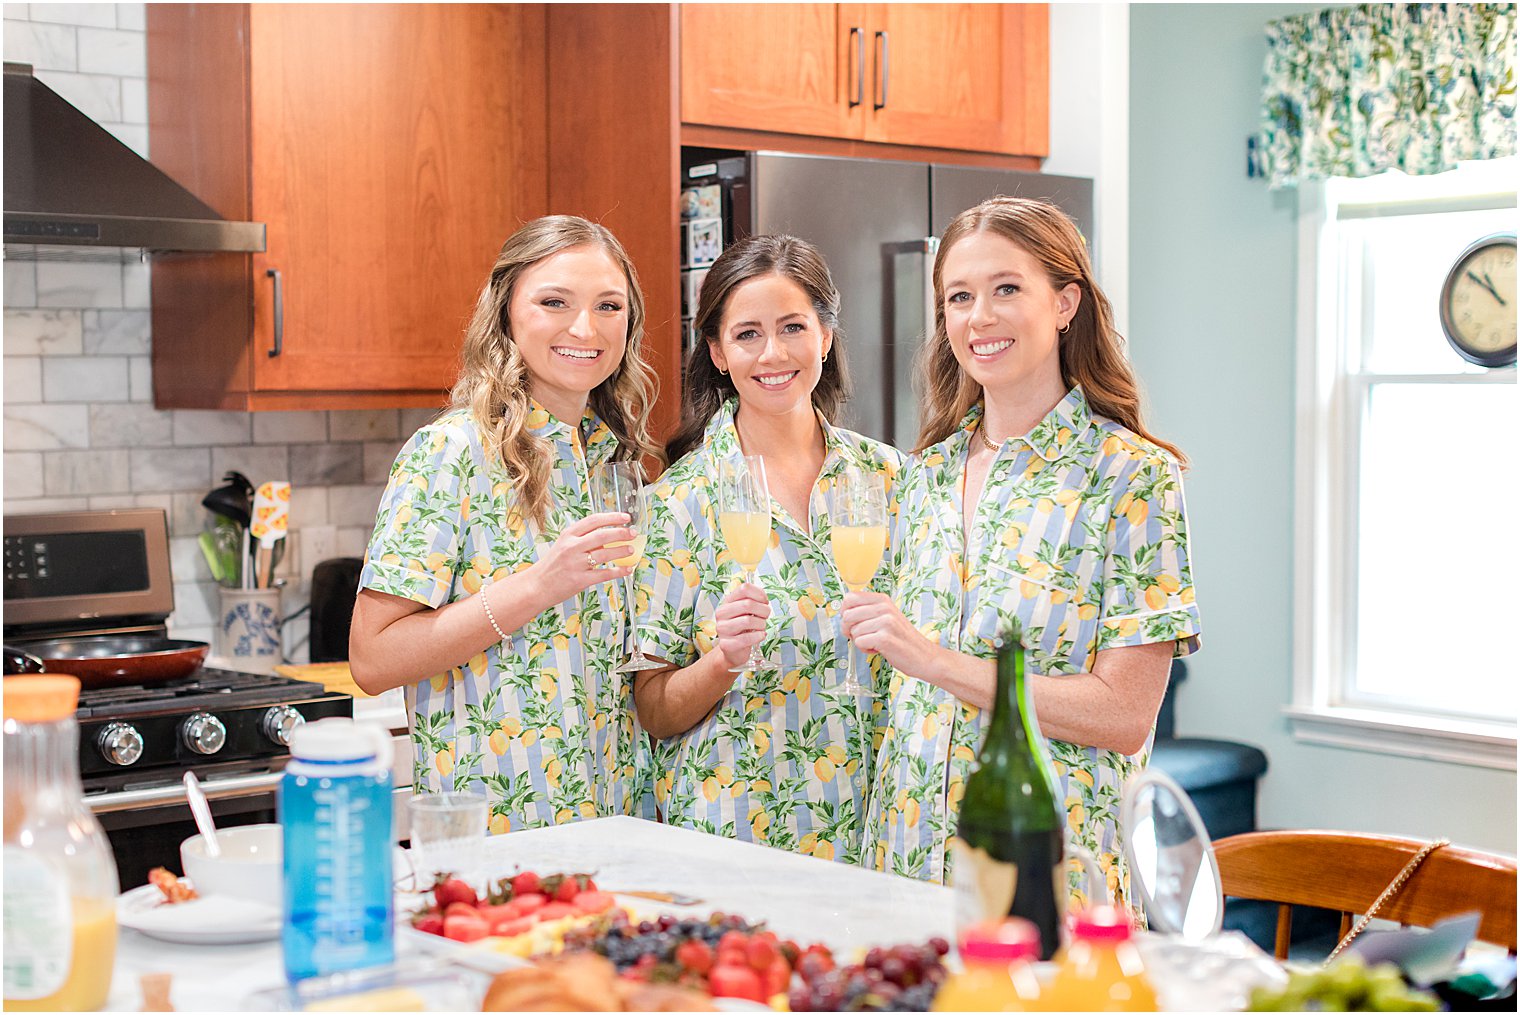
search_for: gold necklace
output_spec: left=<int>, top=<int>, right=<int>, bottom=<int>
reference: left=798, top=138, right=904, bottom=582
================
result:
left=978, top=424, right=1002, bottom=454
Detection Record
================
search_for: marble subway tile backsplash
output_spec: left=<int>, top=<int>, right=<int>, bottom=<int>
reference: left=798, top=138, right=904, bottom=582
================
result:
left=2, top=4, right=407, bottom=659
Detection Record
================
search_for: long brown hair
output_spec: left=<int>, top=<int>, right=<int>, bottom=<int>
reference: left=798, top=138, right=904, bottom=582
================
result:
left=450, top=215, right=661, bottom=525
left=666, top=234, right=852, bottom=463
left=917, top=197, right=1186, bottom=465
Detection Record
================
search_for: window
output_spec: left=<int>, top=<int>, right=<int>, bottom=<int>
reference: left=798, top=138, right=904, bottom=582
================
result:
left=1291, top=159, right=1518, bottom=770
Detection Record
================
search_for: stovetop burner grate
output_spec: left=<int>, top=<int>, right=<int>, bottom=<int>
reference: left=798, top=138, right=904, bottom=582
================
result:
left=75, top=667, right=330, bottom=719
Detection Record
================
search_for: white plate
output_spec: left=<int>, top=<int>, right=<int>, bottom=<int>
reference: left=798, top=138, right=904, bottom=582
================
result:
left=116, top=882, right=281, bottom=945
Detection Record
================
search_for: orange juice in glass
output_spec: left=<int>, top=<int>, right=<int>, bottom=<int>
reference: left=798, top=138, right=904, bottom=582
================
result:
left=829, top=466, right=887, bottom=695
left=717, top=455, right=772, bottom=676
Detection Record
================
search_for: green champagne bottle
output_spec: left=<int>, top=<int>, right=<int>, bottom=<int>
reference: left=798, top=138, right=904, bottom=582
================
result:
left=950, top=617, right=1066, bottom=960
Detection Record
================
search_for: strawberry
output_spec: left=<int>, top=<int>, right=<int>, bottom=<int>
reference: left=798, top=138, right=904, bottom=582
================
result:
left=553, top=877, right=580, bottom=903
left=412, top=913, right=444, bottom=936
left=675, top=939, right=714, bottom=974
left=719, top=930, right=751, bottom=954
left=708, top=965, right=766, bottom=1003
left=513, top=892, right=548, bottom=915
left=572, top=890, right=615, bottom=915
left=577, top=874, right=598, bottom=893
left=433, top=877, right=477, bottom=909
left=765, top=956, right=791, bottom=998
left=442, top=913, right=489, bottom=942
left=746, top=936, right=778, bottom=972
left=490, top=914, right=535, bottom=938
left=510, top=871, right=541, bottom=896
left=538, top=901, right=577, bottom=921
left=477, top=905, right=513, bottom=929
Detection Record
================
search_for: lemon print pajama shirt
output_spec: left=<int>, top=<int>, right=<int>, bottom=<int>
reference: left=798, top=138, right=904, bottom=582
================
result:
left=634, top=399, right=904, bottom=864
left=865, top=386, right=1202, bottom=909
left=361, top=404, right=647, bottom=833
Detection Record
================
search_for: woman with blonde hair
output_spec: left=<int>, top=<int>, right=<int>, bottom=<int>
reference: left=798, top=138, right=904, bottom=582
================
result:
left=842, top=197, right=1201, bottom=912
left=351, top=215, right=661, bottom=832
left=632, top=234, right=904, bottom=863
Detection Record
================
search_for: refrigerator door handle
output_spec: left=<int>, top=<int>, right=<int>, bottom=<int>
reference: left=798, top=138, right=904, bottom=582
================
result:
left=922, top=236, right=939, bottom=346
left=873, top=31, right=889, bottom=111
left=848, top=27, right=864, bottom=108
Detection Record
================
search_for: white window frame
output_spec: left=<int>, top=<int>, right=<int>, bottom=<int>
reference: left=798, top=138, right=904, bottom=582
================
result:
left=1290, top=168, right=1518, bottom=772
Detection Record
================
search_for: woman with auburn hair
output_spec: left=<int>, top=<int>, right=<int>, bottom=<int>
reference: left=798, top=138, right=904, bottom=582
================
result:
left=632, top=234, right=904, bottom=863
left=350, top=215, right=661, bottom=832
left=842, top=197, right=1201, bottom=911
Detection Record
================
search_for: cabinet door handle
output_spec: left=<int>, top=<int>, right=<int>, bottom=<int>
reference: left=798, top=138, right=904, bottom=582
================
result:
left=265, top=267, right=283, bottom=358
left=873, top=30, right=889, bottom=111
left=848, top=27, right=864, bottom=108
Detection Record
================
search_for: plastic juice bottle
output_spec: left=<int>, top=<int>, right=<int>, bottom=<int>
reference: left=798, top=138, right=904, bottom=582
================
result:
left=932, top=918, right=1044, bottom=1011
left=1040, top=906, right=1158, bottom=1011
left=3, top=675, right=120, bottom=1012
left=280, top=718, right=394, bottom=982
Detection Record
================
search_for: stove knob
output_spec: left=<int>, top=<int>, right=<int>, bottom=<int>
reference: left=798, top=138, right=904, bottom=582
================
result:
left=181, top=713, right=226, bottom=756
left=261, top=706, right=305, bottom=746
left=97, top=722, right=144, bottom=767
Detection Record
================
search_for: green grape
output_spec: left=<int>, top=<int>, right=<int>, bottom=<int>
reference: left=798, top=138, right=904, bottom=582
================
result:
left=1247, top=957, right=1441, bottom=1012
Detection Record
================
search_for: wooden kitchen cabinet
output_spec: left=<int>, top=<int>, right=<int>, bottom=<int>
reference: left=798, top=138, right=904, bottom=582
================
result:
left=679, top=3, right=1047, bottom=158
left=146, top=4, right=548, bottom=410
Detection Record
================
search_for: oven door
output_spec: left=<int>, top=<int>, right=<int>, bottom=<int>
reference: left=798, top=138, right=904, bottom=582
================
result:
left=91, top=772, right=281, bottom=891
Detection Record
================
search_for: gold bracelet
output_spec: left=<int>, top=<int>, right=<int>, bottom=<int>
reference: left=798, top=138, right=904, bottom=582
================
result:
left=480, top=591, right=507, bottom=643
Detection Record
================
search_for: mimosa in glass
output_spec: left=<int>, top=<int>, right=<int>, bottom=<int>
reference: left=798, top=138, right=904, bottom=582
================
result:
left=717, top=455, right=773, bottom=676
left=593, top=461, right=662, bottom=672
left=829, top=465, right=887, bottom=695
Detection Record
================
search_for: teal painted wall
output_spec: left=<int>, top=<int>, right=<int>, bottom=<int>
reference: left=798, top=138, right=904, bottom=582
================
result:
left=1128, top=5, right=1516, bottom=853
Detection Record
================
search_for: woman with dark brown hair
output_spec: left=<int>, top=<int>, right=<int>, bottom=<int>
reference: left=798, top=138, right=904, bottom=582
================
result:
left=350, top=215, right=660, bottom=832
left=843, top=197, right=1202, bottom=911
left=632, top=234, right=904, bottom=863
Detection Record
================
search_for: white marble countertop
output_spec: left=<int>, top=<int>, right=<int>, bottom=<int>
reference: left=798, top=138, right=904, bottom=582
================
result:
left=103, top=816, right=1281, bottom=1011
left=103, top=815, right=954, bottom=1011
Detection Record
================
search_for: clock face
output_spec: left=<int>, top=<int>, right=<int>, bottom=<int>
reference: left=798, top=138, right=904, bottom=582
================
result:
left=1441, top=235, right=1517, bottom=367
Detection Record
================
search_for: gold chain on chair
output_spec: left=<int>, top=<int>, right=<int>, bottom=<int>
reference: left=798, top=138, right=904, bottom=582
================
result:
left=1324, top=838, right=1451, bottom=965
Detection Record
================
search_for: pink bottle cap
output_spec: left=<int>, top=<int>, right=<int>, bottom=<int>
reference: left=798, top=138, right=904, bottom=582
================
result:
left=958, top=918, right=1042, bottom=962
left=1071, top=905, right=1135, bottom=943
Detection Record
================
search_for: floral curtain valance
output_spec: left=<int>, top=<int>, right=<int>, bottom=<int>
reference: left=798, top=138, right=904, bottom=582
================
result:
left=1256, top=3, right=1517, bottom=189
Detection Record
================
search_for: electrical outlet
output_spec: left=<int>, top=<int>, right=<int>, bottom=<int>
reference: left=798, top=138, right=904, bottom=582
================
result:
left=302, top=525, right=338, bottom=577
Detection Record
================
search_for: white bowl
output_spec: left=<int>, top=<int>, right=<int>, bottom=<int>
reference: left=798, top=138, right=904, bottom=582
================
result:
left=180, top=823, right=283, bottom=904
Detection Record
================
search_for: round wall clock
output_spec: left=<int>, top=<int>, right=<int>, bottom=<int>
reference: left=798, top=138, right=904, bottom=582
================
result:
left=1439, top=232, right=1517, bottom=368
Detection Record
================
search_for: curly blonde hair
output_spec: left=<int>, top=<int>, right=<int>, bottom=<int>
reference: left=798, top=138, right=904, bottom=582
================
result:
left=918, top=197, right=1185, bottom=466
left=450, top=216, right=662, bottom=524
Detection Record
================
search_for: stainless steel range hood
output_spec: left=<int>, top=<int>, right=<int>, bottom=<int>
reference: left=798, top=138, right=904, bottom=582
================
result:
left=2, top=63, right=265, bottom=255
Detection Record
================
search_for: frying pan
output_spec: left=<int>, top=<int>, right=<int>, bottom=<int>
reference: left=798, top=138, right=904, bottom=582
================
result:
left=3, top=636, right=209, bottom=688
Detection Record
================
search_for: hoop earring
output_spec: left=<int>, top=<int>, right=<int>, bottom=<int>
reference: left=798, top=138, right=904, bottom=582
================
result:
left=1059, top=321, right=1072, bottom=335
left=718, top=366, right=729, bottom=376
left=822, top=350, right=829, bottom=364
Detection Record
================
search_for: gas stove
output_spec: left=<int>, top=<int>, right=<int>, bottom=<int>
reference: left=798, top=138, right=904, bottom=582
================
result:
left=78, top=666, right=352, bottom=798
left=4, top=507, right=354, bottom=887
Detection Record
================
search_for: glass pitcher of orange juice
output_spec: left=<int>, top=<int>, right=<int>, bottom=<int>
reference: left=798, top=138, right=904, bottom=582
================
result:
left=3, top=675, right=119, bottom=1011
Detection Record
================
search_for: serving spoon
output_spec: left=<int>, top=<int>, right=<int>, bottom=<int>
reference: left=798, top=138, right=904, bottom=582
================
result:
left=183, top=771, right=222, bottom=858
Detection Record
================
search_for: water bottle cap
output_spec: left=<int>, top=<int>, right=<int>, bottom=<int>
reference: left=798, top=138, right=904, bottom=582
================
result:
left=2, top=675, right=80, bottom=722
left=1071, top=905, right=1134, bottom=942
left=958, top=918, right=1041, bottom=962
left=290, top=717, right=377, bottom=762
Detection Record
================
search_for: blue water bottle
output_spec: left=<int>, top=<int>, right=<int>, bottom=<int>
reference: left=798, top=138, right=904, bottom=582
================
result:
left=279, top=718, right=394, bottom=982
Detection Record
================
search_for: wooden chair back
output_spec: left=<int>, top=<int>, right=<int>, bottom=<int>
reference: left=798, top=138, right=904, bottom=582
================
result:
left=1213, top=830, right=1517, bottom=960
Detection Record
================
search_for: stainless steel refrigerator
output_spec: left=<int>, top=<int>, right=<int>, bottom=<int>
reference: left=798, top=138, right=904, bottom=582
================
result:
left=684, top=151, right=1094, bottom=450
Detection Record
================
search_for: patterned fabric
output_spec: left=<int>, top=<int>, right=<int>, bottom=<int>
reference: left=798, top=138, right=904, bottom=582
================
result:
left=864, top=387, right=1201, bottom=910
left=360, top=404, right=646, bottom=833
left=1256, top=4, right=1517, bottom=189
left=634, top=399, right=905, bottom=864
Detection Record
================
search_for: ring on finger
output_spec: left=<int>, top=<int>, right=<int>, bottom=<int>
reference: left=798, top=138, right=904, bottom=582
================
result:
left=587, top=551, right=598, bottom=570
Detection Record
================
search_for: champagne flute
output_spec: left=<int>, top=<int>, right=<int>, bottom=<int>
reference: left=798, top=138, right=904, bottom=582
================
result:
left=716, top=454, right=772, bottom=676
left=829, top=465, right=887, bottom=695
left=592, top=461, right=662, bottom=673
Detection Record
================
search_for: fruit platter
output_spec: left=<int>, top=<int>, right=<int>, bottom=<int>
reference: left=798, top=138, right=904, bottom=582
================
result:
left=404, top=869, right=953, bottom=1011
